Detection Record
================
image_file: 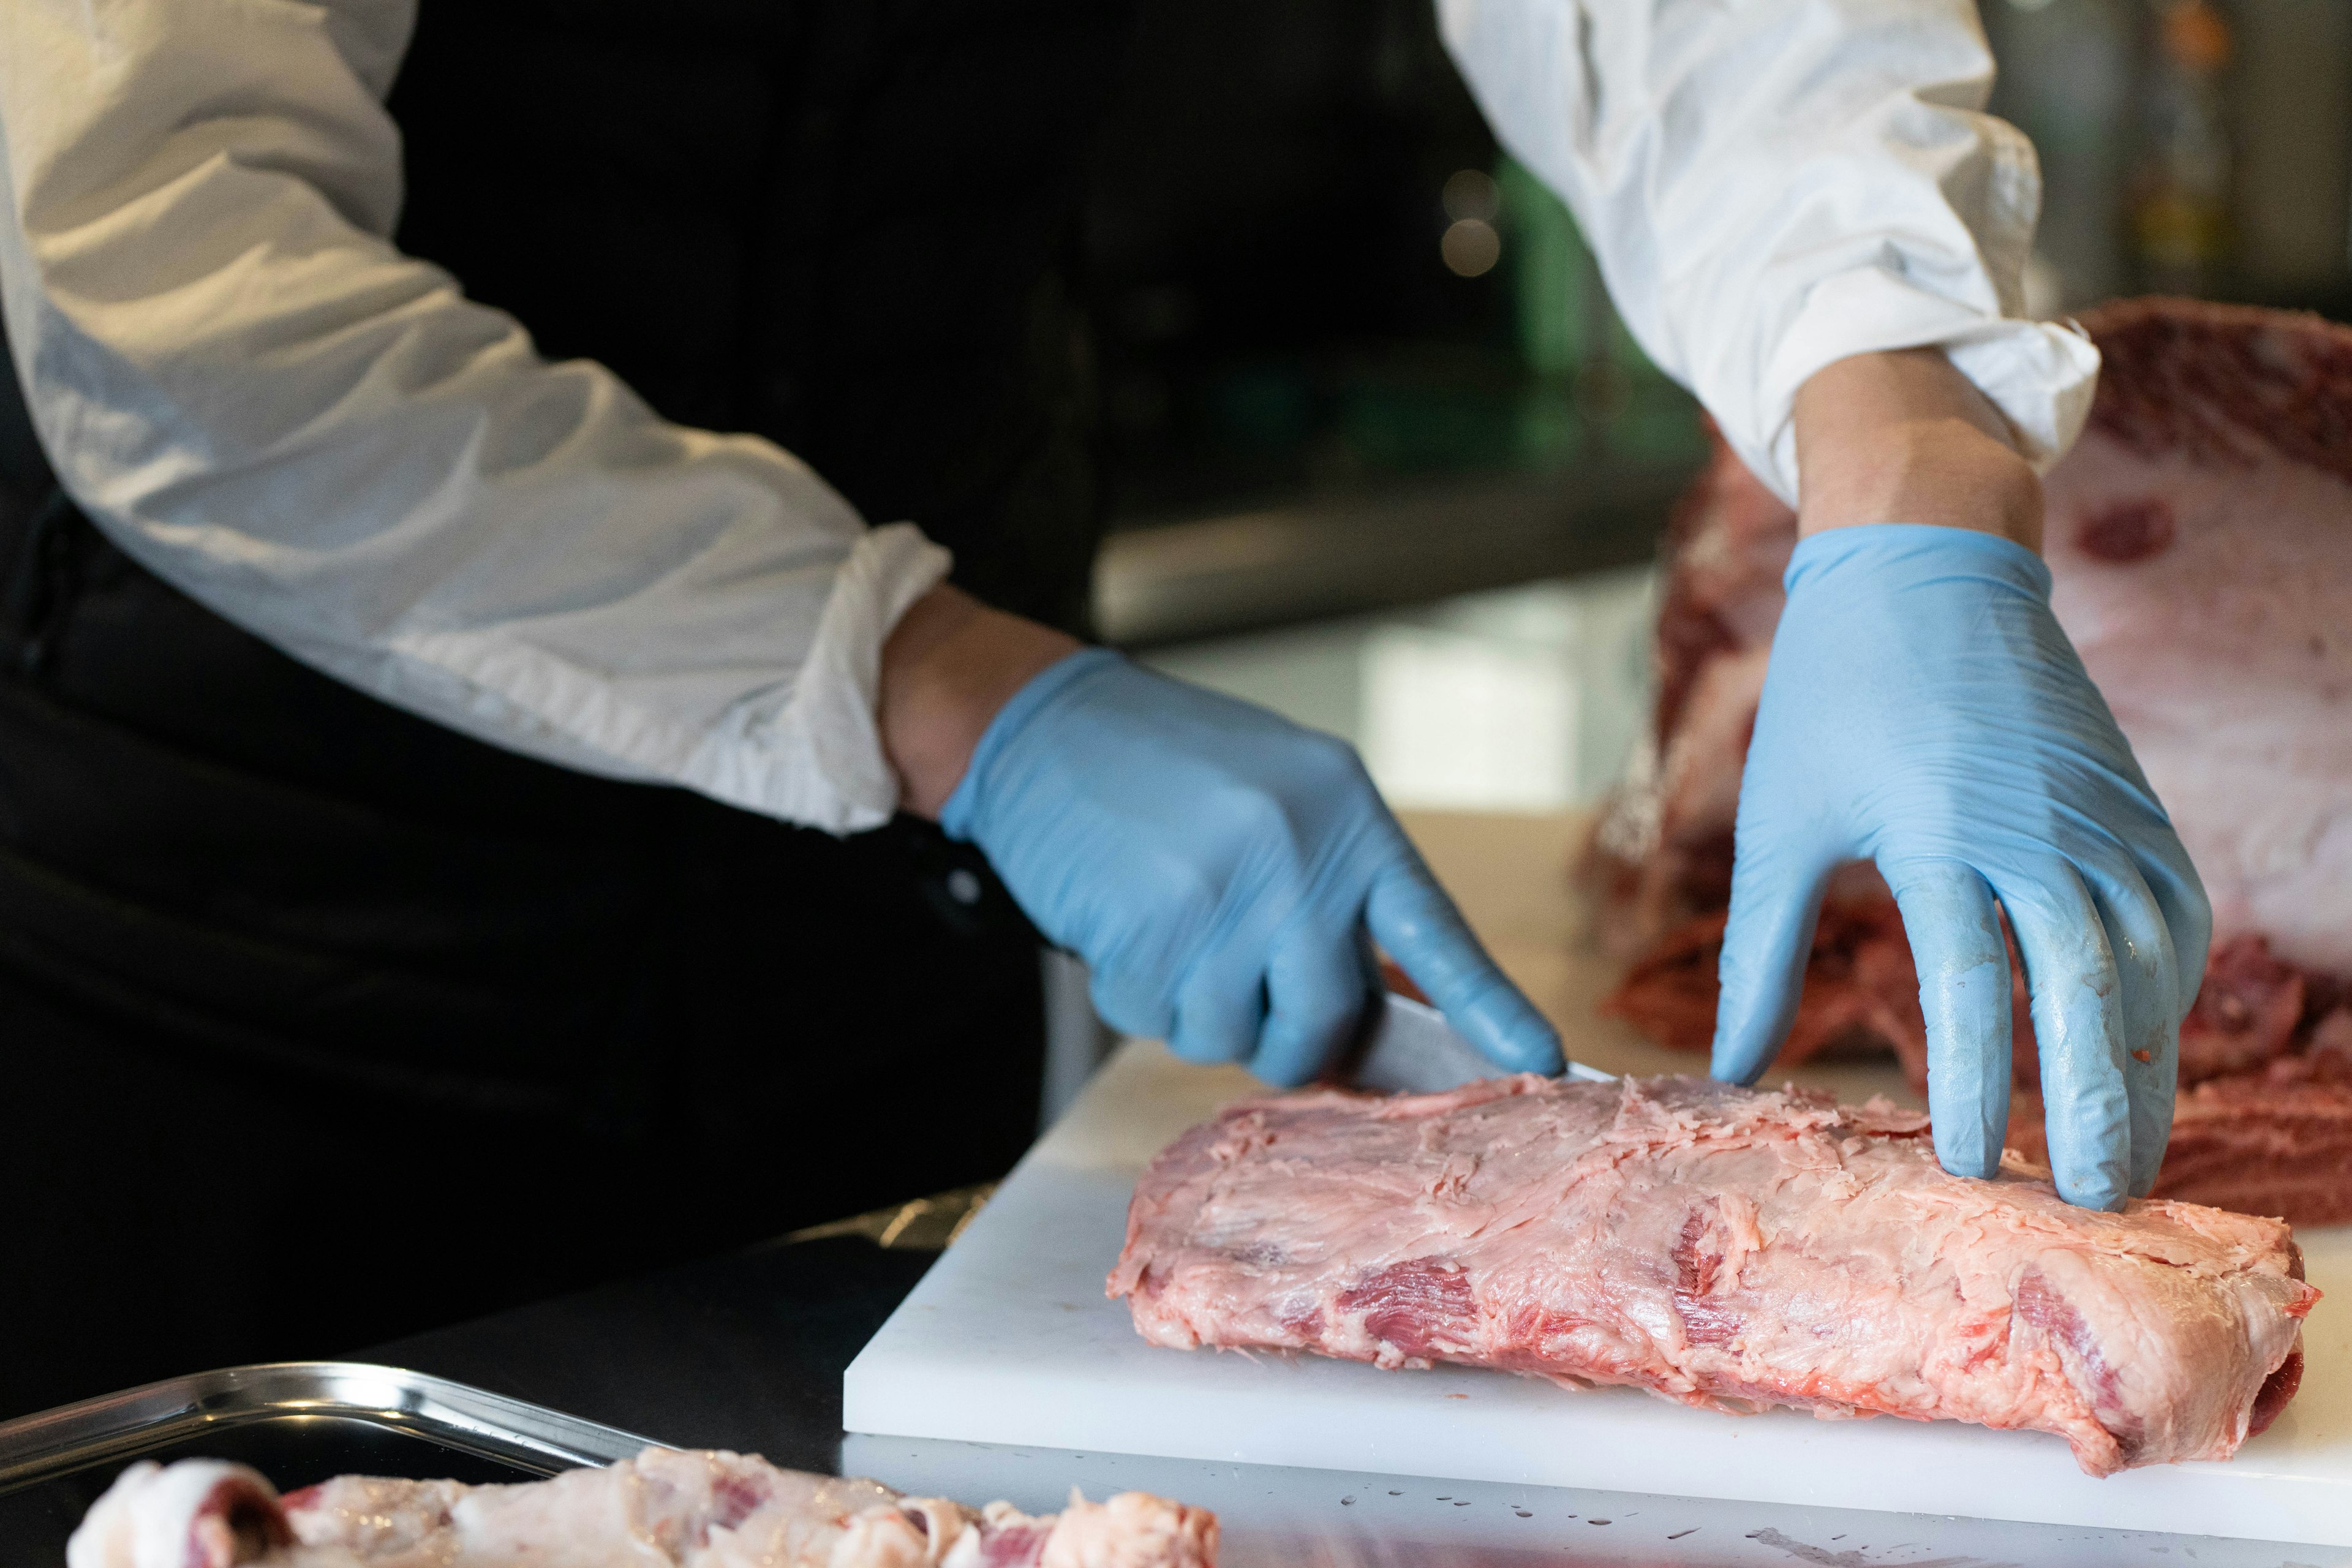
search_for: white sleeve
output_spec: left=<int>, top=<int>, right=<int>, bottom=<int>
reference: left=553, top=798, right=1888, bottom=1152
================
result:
left=1437, top=0, right=2101, bottom=506
left=0, top=0, right=950, bottom=834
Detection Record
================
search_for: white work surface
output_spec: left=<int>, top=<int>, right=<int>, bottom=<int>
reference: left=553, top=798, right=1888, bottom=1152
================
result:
left=845, top=812, right=2352, bottom=1547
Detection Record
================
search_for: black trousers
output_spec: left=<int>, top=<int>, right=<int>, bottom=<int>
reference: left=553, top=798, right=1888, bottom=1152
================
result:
left=0, top=0, right=1133, bottom=1417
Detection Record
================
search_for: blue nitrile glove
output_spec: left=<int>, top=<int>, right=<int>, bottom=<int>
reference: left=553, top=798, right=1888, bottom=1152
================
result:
left=1711, top=525, right=2211, bottom=1210
left=941, top=647, right=1562, bottom=1086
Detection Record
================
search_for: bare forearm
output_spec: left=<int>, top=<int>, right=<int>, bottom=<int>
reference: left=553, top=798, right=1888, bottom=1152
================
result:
left=878, top=585, right=1081, bottom=819
left=1792, top=349, right=2043, bottom=551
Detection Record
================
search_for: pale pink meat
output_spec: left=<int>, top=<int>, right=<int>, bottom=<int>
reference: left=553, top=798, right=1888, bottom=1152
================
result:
left=1111, top=1075, right=2316, bottom=1477
left=66, top=1448, right=1218, bottom=1568
left=2046, top=300, right=2352, bottom=981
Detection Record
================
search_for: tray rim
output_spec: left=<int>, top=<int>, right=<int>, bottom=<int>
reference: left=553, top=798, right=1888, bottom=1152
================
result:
left=0, top=1360, right=661, bottom=1494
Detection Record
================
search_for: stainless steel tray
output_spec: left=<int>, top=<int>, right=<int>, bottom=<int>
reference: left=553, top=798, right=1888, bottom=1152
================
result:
left=0, top=1362, right=658, bottom=1565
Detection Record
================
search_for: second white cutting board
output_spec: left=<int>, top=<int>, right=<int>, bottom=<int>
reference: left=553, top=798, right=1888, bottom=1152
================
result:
left=843, top=1041, right=2352, bottom=1547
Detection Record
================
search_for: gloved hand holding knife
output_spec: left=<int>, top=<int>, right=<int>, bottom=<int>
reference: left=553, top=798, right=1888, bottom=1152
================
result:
left=881, top=592, right=1564, bottom=1088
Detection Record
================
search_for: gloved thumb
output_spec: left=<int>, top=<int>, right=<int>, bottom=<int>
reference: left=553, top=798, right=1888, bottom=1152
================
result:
left=1710, top=852, right=1831, bottom=1086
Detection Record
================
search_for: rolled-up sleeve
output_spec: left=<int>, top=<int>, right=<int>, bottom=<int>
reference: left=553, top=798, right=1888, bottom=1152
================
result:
left=1438, top=0, right=2101, bottom=505
left=0, top=0, right=948, bottom=834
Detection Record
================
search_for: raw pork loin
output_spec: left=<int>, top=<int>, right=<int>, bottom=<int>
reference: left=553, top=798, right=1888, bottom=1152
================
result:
left=67, top=1447, right=1217, bottom=1568
left=1593, top=298, right=2352, bottom=1217
left=1110, top=1074, right=2316, bottom=1477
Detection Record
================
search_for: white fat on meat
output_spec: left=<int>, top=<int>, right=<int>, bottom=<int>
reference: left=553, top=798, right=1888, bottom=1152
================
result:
left=1112, top=1074, right=2317, bottom=1477
left=64, top=1459, right=292, bottom=1568
left=66, top=1449, right=1218, bottom=1568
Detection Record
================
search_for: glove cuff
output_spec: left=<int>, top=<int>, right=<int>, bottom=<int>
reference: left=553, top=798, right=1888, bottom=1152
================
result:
left=939, top=646, right=1124, bottom=842
left=1784, top=522, right=2052, bottom=601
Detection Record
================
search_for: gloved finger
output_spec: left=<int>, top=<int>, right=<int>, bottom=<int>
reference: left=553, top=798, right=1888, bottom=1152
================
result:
left=1885, top=859, right=2010, bottom=1180
left=1710, top=849, right=1832, bottom=1087
left=1167, top=942, right=1269, bottom=1067
left=1994, top=859, right=2131, bottom=1212
left=2133, top=828, right=2212, bottom=1027
left=2075, top=852, right=2180, bottom=1198
left=1252, top=919, right=1378, bottom=1087
left=1366, top=859, right=1561, bottom=1074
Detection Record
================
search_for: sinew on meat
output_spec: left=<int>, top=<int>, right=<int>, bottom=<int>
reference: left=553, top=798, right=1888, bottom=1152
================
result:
left=67, top=1447, right=1218, bottom=1568
left=1110, top=1074, right=2315, bottom=1477
left=1591, top=298, right=2352, bottom=1219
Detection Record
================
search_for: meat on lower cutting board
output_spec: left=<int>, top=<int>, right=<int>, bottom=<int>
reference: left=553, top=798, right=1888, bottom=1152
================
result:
left=67, top=1447, right=1217, bottom=1568
left=1591, top=297, right=2352, bottom=1219
left=1110, top=1074, right=2316, bottom=1477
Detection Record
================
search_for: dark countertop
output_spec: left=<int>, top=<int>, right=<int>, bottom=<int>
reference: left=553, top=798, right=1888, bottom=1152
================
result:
left=0, top=1218, right=951, bottom=1568
left=364, top=1227, right=943, bottom=1476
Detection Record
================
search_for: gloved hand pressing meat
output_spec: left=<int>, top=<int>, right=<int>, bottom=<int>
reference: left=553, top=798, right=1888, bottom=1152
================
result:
left=1711, top=358, right=2211, bottom=1211
left=935, top=647, right=1563, bottom=1086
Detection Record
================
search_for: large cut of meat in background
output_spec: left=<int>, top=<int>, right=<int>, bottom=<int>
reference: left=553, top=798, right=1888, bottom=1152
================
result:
left=1592, top=298, right=2352, bottom=1222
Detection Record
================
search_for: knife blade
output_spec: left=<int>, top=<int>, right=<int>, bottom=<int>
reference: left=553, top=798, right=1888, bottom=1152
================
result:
left=1344, top=990, right=1616, bottom=1096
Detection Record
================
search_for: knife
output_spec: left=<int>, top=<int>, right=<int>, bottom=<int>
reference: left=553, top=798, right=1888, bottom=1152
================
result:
left=1344, top=989, right=1616, bottom=1095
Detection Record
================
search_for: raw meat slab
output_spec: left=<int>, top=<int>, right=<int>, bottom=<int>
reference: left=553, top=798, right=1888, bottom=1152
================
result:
left=843, top=1041, right=2352, bottom=1547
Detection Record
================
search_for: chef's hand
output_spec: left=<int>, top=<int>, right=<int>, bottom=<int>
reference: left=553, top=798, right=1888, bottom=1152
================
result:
left=1711, top=350, right=2211, bottom=1210
left=878, top=590, right=1561, bottom=1086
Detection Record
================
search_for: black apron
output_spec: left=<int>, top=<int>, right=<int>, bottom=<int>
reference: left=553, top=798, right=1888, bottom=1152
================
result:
left=0, top=0, right=1132, bottom=1417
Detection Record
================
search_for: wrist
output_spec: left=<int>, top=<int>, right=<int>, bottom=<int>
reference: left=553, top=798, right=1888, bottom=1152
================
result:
left=879, top=584, right=1082, bottom=820
left=1792, top=348, right=2043, bottom=552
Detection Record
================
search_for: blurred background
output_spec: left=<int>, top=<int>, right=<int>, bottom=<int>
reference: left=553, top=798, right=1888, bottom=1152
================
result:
left=1082, top=0, right=2352, bottom=815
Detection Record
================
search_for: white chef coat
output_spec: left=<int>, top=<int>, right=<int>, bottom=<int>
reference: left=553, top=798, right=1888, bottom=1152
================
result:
left=1441, top=0, right=2100, bottom=504
left=0, top=0, right=2093, bottom=837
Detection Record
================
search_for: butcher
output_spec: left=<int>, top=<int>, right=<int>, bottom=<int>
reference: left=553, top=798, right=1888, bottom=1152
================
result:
left=0, top=0, right=2196, bottom=1404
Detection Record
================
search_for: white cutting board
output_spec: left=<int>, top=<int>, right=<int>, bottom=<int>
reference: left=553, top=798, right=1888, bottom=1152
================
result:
left=845, top=1039, right=2352, bottom=1548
